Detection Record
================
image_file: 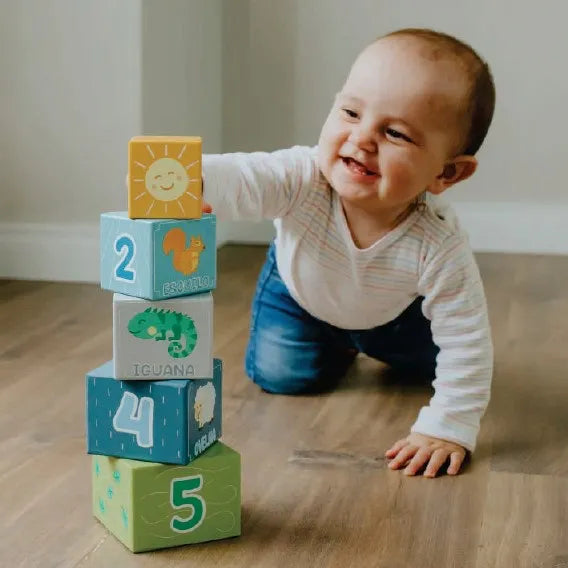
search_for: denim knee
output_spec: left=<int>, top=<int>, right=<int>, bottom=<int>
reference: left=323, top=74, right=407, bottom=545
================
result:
left=245, top=325, right=326, bottom=394
left=245, top=241, right=353, bottom=394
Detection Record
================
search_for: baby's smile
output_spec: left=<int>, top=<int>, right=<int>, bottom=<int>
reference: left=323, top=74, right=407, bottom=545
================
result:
left=341, top=156, right=378, bottom=176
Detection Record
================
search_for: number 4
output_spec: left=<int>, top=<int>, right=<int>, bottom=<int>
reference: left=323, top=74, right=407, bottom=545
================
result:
left=170, top=475, right=206, bottom=533
left=112, top=391, right=154, bottom=448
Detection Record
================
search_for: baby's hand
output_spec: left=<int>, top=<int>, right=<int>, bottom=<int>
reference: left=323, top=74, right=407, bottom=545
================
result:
left=124, top=174, right=212, bottom=213
left=385, top=432, right=466, bottom=477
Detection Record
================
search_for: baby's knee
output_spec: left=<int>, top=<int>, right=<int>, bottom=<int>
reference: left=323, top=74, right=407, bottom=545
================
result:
left=246, top=351, right=319, bottom=395
left=249, top=369, right=314, bottom=395
left=245, top=331, right=325, bottom=395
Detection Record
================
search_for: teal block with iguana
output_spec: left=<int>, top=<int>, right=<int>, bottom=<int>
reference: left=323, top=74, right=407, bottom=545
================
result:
left=113, top=292, right=213, bottom=379
left=100, top=212, right=216, bottom=300
left=92, top=442, right=241, bottom=553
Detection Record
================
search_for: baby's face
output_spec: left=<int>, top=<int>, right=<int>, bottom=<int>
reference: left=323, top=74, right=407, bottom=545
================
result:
left=318, top=38, right=466, bottom=211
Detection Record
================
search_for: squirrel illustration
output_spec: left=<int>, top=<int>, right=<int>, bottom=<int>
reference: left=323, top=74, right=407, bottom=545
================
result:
left=162, top=228, right=205, bottom=275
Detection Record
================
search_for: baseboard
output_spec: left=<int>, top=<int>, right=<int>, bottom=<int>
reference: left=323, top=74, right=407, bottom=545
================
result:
left=1, top=203, right=566, bottom=282
left=451, top=201, right=568, bottom=255
left=0, top=222, right=101, bottom=283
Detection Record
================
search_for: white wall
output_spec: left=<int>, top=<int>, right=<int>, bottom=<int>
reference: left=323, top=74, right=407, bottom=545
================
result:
left=0, top=1, right=142, bottom=281
left=141, top=0, right=225, bottom=243
left=141, top=1, right=223, bottom=150
left=0, top=1, right=142, bottom=224
left=2, top=1, right=568, bottom=282
left=0, top=0, right=224, bottom=281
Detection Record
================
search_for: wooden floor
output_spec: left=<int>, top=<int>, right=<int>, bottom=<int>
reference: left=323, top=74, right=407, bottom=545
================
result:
left=1, top=245, right=568, bottom=568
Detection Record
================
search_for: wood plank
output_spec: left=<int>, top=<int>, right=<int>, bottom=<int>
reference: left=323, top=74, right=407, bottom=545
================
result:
left=475, top=472, right=568, bottom=568
left=0, top=246, right=567, bottom=567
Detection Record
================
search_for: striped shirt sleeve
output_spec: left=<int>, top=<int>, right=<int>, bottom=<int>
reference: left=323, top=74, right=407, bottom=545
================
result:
left=412, top=232, right=494, bottom=451
left=201, top=146, right=317, bottom=221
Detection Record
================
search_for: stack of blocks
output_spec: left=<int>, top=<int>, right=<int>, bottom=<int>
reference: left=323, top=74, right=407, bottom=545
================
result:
left=85, top=136, right=241, bottom=553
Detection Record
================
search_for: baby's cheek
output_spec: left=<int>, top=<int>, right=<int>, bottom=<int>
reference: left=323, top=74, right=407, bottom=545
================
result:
left=318, top=117, right=342, bottom=153
left=386, top=157, right=418, bottom=187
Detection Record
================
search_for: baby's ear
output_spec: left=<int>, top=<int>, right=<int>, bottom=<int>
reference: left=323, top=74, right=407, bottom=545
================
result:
left=430, top=156, right=477, bottom=194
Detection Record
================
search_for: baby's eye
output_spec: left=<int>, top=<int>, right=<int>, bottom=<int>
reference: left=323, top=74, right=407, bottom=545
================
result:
left=386, top=128, right=412, bottom=143
left=342, top=108, right=359, bottom=119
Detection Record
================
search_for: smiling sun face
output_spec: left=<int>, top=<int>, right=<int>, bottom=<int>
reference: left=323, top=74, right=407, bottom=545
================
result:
left=146, top=157, right=188, bottom=201
left=128, top=136, right=202, bottom=219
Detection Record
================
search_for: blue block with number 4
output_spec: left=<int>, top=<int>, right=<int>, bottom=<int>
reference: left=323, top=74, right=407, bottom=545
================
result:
left=100, top=211, right=216, bottom=300
left=86, top=359, right=222, bottom=464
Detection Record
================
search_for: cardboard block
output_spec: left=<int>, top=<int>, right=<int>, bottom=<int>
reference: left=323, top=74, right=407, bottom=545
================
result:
left=128, top=136, right=202, bottom=219
left=86, top=359, right=222, bottom=464
left=100, top=212, right=216, bottom=300
left=92, top=441, right=240, bottom=552
left=113, top=292, right=213, bottom=379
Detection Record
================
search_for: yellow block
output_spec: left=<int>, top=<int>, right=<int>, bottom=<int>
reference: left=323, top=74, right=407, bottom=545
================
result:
left=128, top=136, right=202, bottom=219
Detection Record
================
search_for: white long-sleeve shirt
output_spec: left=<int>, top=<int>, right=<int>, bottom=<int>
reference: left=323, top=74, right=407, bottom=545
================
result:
left=203, top=145, right=493, bottom=452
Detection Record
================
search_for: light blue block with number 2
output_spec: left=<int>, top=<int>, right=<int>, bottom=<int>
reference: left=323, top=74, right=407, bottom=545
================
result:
left=100, top=211, right=216, bottom=300
left=86, top=359, right=222, bottom=465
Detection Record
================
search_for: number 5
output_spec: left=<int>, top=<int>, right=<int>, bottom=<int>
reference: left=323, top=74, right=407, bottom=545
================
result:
left=170, top=475, right=206, bottom=533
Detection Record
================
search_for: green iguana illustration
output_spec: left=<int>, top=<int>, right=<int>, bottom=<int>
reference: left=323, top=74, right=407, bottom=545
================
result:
left=127, top=308, right=198, bottom=358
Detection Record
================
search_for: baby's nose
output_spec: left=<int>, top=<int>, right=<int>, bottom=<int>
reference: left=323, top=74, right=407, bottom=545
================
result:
left=349, top=125, right=376, bottom=152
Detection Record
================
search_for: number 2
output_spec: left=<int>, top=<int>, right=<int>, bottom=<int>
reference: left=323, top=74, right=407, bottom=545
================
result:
left=114, top=234, right=136, bottom=282
left=112, top=391, right=154, bottom=448
left=170, top=475, right=206, bottom=533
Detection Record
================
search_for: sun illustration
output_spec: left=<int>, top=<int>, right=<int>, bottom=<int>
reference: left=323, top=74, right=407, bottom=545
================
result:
left=128, top=136, right=202, bottom=219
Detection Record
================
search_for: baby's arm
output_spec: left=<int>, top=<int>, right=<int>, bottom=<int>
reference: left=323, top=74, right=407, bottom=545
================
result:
left=415, top=235, right=493, bottom=452
left=202, top=146, right=317, bottom=221
left=387, top=233, right=493, bottom=476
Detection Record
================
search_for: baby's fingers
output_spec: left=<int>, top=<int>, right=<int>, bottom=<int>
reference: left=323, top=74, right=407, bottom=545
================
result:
left=385, top=439, right=409, bottom=458
left=447, top=451, right=465, bottom=475
left=388, top=445, right=417, bottom=470
left=423, top=449, right=450, bottom=478
left=404, top=447, right=433, bottom=476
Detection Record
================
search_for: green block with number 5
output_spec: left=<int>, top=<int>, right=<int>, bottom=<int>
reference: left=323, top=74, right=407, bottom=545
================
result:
left=92, top=441, right=241, bottom=552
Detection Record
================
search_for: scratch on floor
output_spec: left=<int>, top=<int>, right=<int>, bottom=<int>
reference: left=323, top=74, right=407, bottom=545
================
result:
left=289, top=449, right=386, bottom=470
left=73, top=532, right=110, bottom=567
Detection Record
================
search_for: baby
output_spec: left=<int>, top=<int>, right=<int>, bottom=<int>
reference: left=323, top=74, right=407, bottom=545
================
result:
left=202, top=28, right=495, bottom=478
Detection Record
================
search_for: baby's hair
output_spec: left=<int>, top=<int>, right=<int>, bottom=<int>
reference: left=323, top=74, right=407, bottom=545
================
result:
left=378, top=28, right=495, bottom=156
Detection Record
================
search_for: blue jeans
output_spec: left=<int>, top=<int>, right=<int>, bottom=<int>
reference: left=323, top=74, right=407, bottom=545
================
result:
left=245, top=242, right=439, bottom=394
